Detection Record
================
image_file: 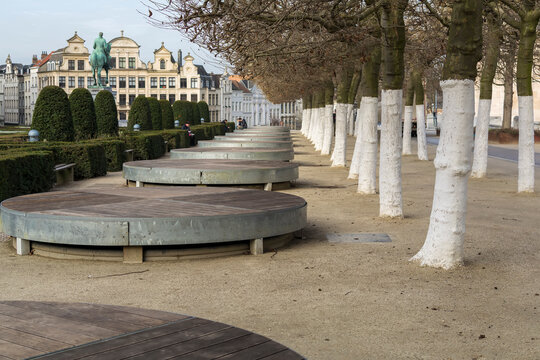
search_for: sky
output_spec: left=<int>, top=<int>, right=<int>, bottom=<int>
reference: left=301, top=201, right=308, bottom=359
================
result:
left=1, top=0, right=226, bottom=73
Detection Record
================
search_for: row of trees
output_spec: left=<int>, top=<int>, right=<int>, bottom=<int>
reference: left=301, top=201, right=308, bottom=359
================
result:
left=146, top=0, right=539, bottom=269
left=32, top=86, right=118, bottom=142
left=127, top=96, right=210, bottom=131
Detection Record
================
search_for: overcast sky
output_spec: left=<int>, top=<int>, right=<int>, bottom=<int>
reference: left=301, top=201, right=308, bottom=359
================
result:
left=2, top=0, right=225, bottom=73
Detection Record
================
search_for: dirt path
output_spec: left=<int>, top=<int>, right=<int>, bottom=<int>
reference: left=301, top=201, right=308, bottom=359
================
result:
left=1, top=132, right=539, bottom=359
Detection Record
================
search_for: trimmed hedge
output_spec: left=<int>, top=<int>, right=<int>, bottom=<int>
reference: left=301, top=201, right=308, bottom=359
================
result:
left=95, top=90, right=118, bottom=136
left=128, top=96, right=152, bottom=130
left=0, top=149, right=55, bottom=202
left=84, top=139, right=126, bottom=172
left=147, top=97, right=163, bottom=130
left=197, top=101, right=210, bottom=122
left=69, top=88, right=97, bottom=140
left=159, top=99, right=174, bottom=129
left=192, top=102, right=201, bottom=125
left=122, top=132, right=166, bottom=160
left=0, top=142, right=107, bottom=180
left=157, top=129, right=190, bottom=150
left=172, top=100, right=192, bottom=126
left=226, top=122, right=235, bottom=132
left=32, top=85, right=74, bottom=141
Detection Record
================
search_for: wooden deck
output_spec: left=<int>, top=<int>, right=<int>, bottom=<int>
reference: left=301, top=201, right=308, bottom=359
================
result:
left=0, top=301, right=305, bottom=359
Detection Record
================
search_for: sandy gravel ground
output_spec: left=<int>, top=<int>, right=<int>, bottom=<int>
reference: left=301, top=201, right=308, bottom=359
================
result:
left=1, top=131, right=539, bottom=359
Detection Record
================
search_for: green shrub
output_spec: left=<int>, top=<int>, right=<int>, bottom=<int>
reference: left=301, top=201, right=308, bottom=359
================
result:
left=32, top=86, right=74, bottom=141
left=147, top=97, right=163, bottom=130
left=159, top=100, right=174, bottom=129
left=0, top=150, right=55, bottom=202
left=84, top=139, right=126, bottom=172
left=226, top=122, right=235, bottom=132
left=69, top=88, right=97, bottom=140
left=122, top=132, right=165, bottom=160
left=95, top=90, right=118, bottom=136
left=192, top=102, right=201, bottom=125
left=172, top=100, right=193, bottom=126
left=197, top=101, right=210, bottom=122
left=0, top=133, right=28, bottom=144
left=128, top=96, right=152, bottom=130
left=157, top=129, right=190, bottom=150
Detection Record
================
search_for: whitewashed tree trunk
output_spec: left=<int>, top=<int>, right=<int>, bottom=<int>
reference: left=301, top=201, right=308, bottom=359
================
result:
left=302, top=108, right=310, bottom=136
left=332, top=103, right=348, bottom=167
left=347, top=104, right=355, bottom=135
left=354, top=107, right=362, bottom=136
left=357, top=97, right=379, bottom=194
left=411, top=80, right=475, bottom=269
left=518, top=96, right=535, bottom=192
left=402, top=106, right=413, bottom=155
left=321, top=104, right=334, bottom=155
left=416, top=104, right=429, bottom=161
left=314, top=107, right=325, bottom=151
left=308, top=108, right=318, bottom=142
left=379, top=90, right=403, bottom=217
left=348, top=101, right=366, bottom=178
left=471, top=99, right=491, bottom=177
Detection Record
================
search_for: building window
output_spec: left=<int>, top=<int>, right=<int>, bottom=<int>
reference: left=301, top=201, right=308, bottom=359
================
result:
left=129, top=94, right=135, bottom=105
left=202, top=93, right=205, bottom=101
left=68, top=60, right=75, bottom=70
left=169, top=77, right=175, bottom=88
left=128, top=57, right=135, bottom=69
left=119, top=57, right=126, bottom=68
left=77, top=60, right=84, bottom=70
left=160, top=59, right=165, bottom=69
left=191, top=94, right=197, bottom=102
left=129, top=77, right=136, bottom=88
left=78, top=77, right=84, bottom=88
left=119, top=111, right=126, bottom=120
left=150, top=94, right=157, bottom=98
left=180, top=94, right=187, bottom=101
left=87, top=76, right=95, bottom=87
left=110, top=77, right=116, bottom=87
left=160, top=77, right=166, bottom=88
left=160, top=94, right=166, bottom=100
left=110, top=58, right=116, bottom=69
left=119, top=77, right=126, bottom=88
left=119, top=94, right=126, bottom=105
left=59, top=76, right=66, bottom=88
left=180, top=78, right=187, bottom=88
left=68, top=76, right=75, bottom=88
left=190, top=78, right=198, bottom=88
left=150, top=77, right=157, bottom=88
left=169, top=94, right=175, bottom=104
left=138, top=77, right=145, bottom=88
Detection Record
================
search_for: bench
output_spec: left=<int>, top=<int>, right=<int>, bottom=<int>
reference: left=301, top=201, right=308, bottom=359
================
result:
left=124, top=149, right=134, bottom=162
left=54, top=163, right=75, bottom=186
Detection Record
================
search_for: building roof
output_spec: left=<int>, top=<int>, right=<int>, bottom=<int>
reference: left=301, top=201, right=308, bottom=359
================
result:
left=33, top=52, right=54, bottom=68
left=195, top=65, right=208, bottom=76
left=231, top=79, right=251, bottom=94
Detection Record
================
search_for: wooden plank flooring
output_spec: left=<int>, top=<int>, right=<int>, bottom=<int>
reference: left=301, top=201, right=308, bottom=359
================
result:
left=0, top=301, right=304, bottom=360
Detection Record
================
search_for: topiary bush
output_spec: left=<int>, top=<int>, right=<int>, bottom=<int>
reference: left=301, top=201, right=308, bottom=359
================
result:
left=128, top=96, right=152, bottom=130
left=197, top=101, right=210, bottom=123
left=191, top=102, right=201, bottom=125
left=0, top=149, right=55, bottom=202
left=84, top=139, right=126, bottom=172
left=122, top=132, right=166, bottom=160
left=147, top=97, right=163, bottom=130
left=69, top=88, right=97, bottom=141
left=32, top=85, right=74, bottom=141
left=95, top=90, right=118, bottom=136
left=172, top=100, right=193, bottom=126
left=159, top=99, right=174, bottom=129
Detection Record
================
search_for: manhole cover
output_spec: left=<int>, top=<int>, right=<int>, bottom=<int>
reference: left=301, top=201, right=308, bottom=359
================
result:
left=326, top=233, right=392, bottom=243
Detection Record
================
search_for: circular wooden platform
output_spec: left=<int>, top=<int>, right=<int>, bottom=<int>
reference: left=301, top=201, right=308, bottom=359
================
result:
left=123, top=159, right=298, bottom=187
left=1, top=187, right=306, bottom=251
left=170, top=147, right=294, bottom=161
left=197, top=140, right=293, bottom=149
left=0, top=301, right=305, bottom=359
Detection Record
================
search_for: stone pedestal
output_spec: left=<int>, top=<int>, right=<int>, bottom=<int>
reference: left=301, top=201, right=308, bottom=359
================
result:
left=88, top=86, right=115, bottom=100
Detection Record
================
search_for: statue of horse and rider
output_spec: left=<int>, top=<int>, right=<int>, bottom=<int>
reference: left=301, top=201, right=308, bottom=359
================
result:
left=89, top=32, right=111, bottom=87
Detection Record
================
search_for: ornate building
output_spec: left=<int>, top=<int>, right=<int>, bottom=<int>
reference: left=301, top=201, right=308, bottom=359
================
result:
left=0, top=55, right=29, bottom=125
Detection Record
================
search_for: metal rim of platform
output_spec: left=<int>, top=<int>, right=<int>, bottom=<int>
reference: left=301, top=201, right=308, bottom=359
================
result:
left=1, top=187, right=307, bottom=249
left=122, top=159, right=299, bottom=186
left=170, top=147, right=294, bottom=161
left=196, top=140, right=293, bottom=149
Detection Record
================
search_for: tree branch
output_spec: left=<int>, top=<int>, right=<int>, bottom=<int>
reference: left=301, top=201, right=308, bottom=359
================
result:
left=419, top=0, right=450, bottom=28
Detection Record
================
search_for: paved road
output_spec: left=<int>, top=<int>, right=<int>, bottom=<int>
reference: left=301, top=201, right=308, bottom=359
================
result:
left=426, top=137, right=540, bottom=167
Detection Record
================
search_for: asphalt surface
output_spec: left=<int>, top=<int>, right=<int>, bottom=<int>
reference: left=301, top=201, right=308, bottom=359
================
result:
left=426, top=137, right=540, bottom=167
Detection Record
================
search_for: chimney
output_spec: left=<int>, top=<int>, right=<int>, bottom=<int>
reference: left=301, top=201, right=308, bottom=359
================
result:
left=178, top=50, right=182, bottom=71
left=41, top=51, right=47, bottom=60
left=32, top=55, right=38, bottom=65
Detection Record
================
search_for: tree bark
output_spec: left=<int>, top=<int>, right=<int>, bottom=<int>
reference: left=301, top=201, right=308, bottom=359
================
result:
left=414, top=71, right=428, bottom=160
left=411, top=0, right=483, bottom=269
left=502, top=63, right=514, bottom=129
left=321, top=82, right=335, bottom=155
left=402, top=74, right=415, bottom=155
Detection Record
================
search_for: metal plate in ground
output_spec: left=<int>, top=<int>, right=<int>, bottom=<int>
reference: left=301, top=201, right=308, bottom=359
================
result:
left=326, top=233, right=392, bottom=243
